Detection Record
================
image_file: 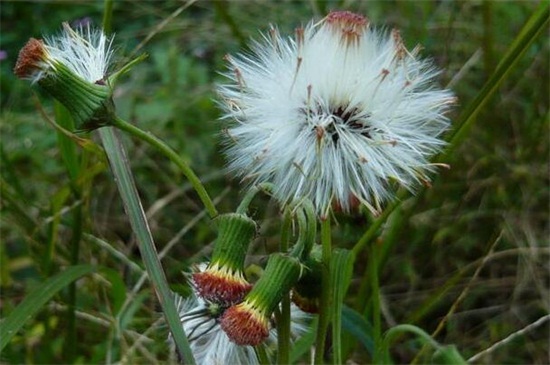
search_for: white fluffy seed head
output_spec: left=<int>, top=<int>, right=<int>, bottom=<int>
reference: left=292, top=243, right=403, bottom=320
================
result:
left=218, top=11, right=455, bottom=217
left=17, top=22, right=113, bottom=84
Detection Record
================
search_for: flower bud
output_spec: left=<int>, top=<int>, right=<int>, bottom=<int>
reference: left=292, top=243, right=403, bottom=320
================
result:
left=14, top=23, right=114, bottom=131
left=193, top=213, right=256, bottom=305
left=220, top=254, right=301, bottom=346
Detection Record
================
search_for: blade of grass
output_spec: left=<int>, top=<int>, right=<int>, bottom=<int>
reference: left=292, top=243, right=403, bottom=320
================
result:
left=330, top=249, right=355, bottom=364
left=0, top=264, right=95, bottom=351
left=439, top=1, right=549, bottom=161
left=97, top=126, right=195, bottom=364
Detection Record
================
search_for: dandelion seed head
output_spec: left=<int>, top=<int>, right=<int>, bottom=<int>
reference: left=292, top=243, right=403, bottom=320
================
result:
left=218, top=11, right=454, bottom=216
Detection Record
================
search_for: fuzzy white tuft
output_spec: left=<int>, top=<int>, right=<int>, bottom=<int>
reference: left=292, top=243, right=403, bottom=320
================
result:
left=218, top=11, right=454, bottom=216
left=35, top=22, right=113, bottom=83
left=173, top=293, right=259, bottom=365
left=172, top=291, right=311, bottom=364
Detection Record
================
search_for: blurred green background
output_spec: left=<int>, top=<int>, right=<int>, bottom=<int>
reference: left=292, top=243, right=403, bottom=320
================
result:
left=1, top=1, right=548, bottom=364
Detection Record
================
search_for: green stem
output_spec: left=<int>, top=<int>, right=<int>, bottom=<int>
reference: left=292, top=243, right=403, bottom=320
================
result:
left=98, top=126, right=195, bottom=365
left=111, top=116, right=217, bottom=219
left=352, top=198, right=401, bottom=256
left=369, top=241, right=382, bottom=364
left=102, top=0, right=113, bottom=34
left=314, top=218, right=332, bottom=364
left=236, top=185, right=260, bottom=214
left=65, top=200, right=82, bottom=362
left=277, top=209, right=292, bottom=365
left=53, top=101, right=82, bottom=363
left=236, top=182, right=277, bottom=214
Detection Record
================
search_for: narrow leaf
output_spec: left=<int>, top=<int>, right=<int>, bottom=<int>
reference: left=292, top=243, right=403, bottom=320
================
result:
left=54, top=101, right=80, bottom=183
left=331, top=249, right=355, bottom=364
left=0, top=264, right=95, bottom=351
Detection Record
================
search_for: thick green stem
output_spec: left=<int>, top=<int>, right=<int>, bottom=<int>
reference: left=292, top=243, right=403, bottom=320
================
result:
left=111, top=116, right=217, bottom=219
left=98, top=126, right=195, bottom=364
left=314, top=218, right=332, bottom=364
left=277, top=209, right=292, bottom=365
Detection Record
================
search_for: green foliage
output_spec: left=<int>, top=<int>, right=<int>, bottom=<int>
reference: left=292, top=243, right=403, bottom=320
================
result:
left=1, top=1, right=548, bottom=364
left=0, top=265, right=95, bottom=351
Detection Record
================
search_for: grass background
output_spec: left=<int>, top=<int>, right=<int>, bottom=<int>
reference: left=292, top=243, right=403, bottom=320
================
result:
left=1, top=0, right=548, bottom=364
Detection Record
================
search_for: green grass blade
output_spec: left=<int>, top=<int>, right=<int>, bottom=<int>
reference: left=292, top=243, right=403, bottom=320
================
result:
left=0, top=264, right=95, bottom=352
left=330, top=249, right=355, bottom=364
left=97, top=126, right=195, bottom=365
left=441, top=2, right=549, bottom=160
left=54, top=102, right=80, bottom=184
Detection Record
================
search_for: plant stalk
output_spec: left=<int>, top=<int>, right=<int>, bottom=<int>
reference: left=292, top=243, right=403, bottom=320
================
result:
left=314, top=218, right=332, bottom=364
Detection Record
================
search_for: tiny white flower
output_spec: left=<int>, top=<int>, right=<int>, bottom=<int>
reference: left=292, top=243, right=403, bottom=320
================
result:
left=218, top=11, right=455, bottom=216
left=14, top=22, right=113, bottom=83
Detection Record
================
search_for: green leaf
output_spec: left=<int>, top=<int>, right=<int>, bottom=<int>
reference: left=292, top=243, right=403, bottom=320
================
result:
left=0, top=264, right=95, bottom=351
left=290, top=318, right=318, bottom=363
left=330, top=249, right=355, bottom=364
left=341, top=304, right=375, bottom=357
left=98, top=127, right=195, bottom=364
left=100, top=268, right=127, bottom=316
left=54, top=101, right=80, bottom=184
left=118, top=291, right=149, bottom=330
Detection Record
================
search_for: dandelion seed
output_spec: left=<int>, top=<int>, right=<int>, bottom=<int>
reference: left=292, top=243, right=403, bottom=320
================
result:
left=218, top=10, right=454, bottom=217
